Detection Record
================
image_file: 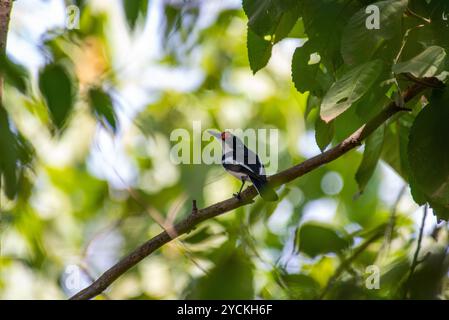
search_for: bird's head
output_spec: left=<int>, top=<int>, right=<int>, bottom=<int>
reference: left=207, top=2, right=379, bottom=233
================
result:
left=208, top=130, right=232, bottom=141
left=220, top=131, right=231, bottom=141
left=208, top=130, right=244, bottom=152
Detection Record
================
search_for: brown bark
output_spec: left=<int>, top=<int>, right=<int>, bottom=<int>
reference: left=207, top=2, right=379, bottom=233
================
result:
left=0, top=0, right=12, bottom=99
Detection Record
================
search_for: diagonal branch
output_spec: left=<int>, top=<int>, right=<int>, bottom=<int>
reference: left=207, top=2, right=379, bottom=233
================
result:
left=70, top=83, right=429, bottom=300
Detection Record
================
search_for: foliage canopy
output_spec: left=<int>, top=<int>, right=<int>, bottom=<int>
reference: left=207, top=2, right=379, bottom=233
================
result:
left=0, top=0, right=449, bottom=299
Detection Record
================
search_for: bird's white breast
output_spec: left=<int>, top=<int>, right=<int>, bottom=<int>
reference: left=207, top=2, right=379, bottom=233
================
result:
left=227, top=169, right=250, bottom=181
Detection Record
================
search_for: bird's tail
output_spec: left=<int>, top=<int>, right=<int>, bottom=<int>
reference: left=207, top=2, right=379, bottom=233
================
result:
left=249, top=176, right=278, bottom=202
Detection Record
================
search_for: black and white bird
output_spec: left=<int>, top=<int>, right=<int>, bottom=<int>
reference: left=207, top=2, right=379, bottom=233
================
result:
left=208, top=130, right=278, bottom=202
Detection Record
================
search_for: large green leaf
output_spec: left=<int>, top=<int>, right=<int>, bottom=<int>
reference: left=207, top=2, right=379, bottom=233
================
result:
left=393, top=46, right=447, bottom=78
left=38, top=63, right=75, bottom=131
left=300, top=0, right=359, bottom=72
left=354, top=77, right=391, bottom=122
left=88, top=87, right=118, bottom=133
left=296, top=222, right=352, bottom=257
left=292, top=41, right=332, bottom=96
left=273, top=7, right=302, bottom=43
left=247, top=29, right=272, bottom=74
left=355, top=125, right=385, bottom=193
left=408, top=88, right=449, bottom=220
left=243, top=0, right=283, bottom=37
left=244, top=0, right=300, bottom=73
left=320, top=60, right=383, bottom=122
left=341, top=0, right=408, bottom=65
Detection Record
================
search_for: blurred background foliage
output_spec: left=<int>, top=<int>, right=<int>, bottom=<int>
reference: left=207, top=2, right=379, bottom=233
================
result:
left=0, top=0, right=448, bottom=299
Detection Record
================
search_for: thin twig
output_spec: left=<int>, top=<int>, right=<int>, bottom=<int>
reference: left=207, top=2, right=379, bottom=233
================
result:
left=392, top=22, right=427, bottom=101
left=376, top=185, right=407, bottom=263
left=70, top=83, right=432, bottom=300
left=319, top=229, right=385, bottom=299
left=403, top=204, right=428, bottom=299
left=405, top=8, right=431, bottom=24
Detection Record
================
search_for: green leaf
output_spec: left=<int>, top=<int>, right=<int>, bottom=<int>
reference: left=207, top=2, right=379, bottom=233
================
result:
left=300, top=0, right=360, bottom=72
left=280, top=274, right=320, bottom=299
left=315, top=116, right=334, bottom=151
left=247, top=29, right=273, bottom=74
left=296, top=222, right=352, bottom=258
left=406, top=1, right=449, bottom=55
left=393, top=46, right=447, bottom=78
left=38, top=63, right=75, bottom=131
left=355, top=125, right=385, bottom=193
left=243, top=0, right=298, bottom=39
left=187, top=247, right=254, bottom=299
left=408, top=88, right=449, bottom=220
left=305, top=94, right=321, bottom=119
left=0, top=54, right=28, bottom=94
left=272, top=4, right=301, bottom=43
left=354, top=79, right=391, bottom=122
left=244, top=0, right=300, bottom=73
left=381, top=114, right=414, bottom=180
left=242, top=0, right=280, bottom=37
left=88, top=87, right=118, bottom=133
left=320, top=60, right=383, bottom=122
left=292, top=41, right=332, bottom=96
left=122, top=0, right=149, bottom=30
left=341, top=0, right=408, bottom=65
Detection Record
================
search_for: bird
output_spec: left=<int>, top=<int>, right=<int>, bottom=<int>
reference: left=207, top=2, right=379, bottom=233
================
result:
left=208, top=130, right=278, bottom=202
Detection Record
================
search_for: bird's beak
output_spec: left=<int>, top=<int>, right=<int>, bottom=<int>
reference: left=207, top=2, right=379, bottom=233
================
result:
left=207, top=130, right=222, bottom=140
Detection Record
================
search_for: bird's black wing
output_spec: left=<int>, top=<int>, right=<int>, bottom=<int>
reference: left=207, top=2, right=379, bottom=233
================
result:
left=244, top=149, right=265, bottom=176
left=229, top=135, right=265, bottom=176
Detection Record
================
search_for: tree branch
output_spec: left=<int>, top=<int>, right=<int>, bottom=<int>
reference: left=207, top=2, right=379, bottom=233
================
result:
left=70, top=83, right=429, bottom=300
left=0, top=0, right=11, bottom=53
left=0, top=1, right=13, bottom=211
left=0, top=0, right=13, bottom=99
